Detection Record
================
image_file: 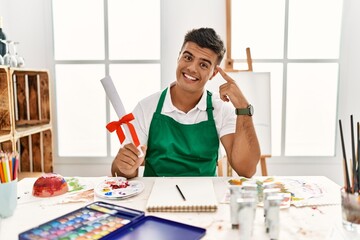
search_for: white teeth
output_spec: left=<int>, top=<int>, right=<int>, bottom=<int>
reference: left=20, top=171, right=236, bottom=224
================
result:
left=184, top=73, right=197, bottom=81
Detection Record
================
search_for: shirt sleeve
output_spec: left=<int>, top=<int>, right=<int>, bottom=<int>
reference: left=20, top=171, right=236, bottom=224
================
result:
left=218, top=102, right=236, bottom=138
left=210, top=91, right=236, bottom=139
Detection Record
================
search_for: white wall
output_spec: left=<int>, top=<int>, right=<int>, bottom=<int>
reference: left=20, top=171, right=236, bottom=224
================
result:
left=1, top=0, right=359, bottom=185
left=0, top=0, right=53, bottom=70
left=160, top=0, right=226, bottom=88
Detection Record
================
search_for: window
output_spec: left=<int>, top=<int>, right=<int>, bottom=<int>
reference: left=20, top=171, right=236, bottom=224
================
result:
left=230, top=0, right=343, bottom=156
left=52, top=0, right=160, bottom=159
left=53, top=0, right=343, bottom=161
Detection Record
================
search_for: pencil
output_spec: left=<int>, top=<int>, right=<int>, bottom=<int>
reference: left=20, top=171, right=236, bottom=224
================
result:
left=8, top=153, right=13, bottom=182
left=3, top=156, right=10, bottom=183
left=0, top=158, right=4, bottom=183
left=176, top=184, right=186, bottom=201
left=13, top=155, right=19, bottom=180
left=11, top=153, right=16, bottom=180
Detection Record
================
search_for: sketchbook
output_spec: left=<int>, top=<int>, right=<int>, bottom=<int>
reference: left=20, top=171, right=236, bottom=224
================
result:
left=146, top=178, right=218, bottom=212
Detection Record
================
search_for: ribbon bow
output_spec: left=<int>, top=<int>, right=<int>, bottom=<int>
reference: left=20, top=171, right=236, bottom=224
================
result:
left=106, top=113, right=140, bottom=147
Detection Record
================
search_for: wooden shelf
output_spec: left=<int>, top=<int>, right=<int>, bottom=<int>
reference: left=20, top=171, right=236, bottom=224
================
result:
left=0, top=133, right=12, bottom=142
left=0, top=66, right=53, bottom=173
left=0, top=67, right=12, bottom=137
left=14, top=123, right=52, bottom=139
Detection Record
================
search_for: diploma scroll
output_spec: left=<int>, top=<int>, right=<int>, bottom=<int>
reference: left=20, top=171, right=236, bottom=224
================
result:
left=100, top=76, right=144, bottom=157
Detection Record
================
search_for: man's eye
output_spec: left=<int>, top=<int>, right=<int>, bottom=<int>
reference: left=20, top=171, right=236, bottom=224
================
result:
left=200, top=63, right=209, bottom=69
left=184, top=55, right=192, bottom=61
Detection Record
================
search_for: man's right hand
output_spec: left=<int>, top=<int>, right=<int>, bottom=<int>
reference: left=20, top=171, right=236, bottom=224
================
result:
left=112, top=143, right=147, bottom=178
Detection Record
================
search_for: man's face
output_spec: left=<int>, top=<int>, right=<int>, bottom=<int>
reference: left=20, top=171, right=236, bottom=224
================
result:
left=176, top=42, right=218, bottom=94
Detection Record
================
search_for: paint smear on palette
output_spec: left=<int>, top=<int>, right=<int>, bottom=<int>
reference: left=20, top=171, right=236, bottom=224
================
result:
left=95, top=177, right=145, bottom=199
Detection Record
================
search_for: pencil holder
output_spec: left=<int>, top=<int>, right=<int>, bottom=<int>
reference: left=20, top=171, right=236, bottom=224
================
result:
left=0, top=179, right=17, bottom=218
left=341, top=188, right=360, bottom=233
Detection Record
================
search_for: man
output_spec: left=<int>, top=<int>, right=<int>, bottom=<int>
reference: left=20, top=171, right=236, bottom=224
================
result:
left=112, top=28, right=260, bottom=178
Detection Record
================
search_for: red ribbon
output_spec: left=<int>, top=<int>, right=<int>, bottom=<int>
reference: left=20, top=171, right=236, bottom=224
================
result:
left=106, top=113, right=140, bottom=147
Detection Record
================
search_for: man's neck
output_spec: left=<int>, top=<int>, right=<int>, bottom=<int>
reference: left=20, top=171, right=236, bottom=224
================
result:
left=170, top=85, right=204, bottom=113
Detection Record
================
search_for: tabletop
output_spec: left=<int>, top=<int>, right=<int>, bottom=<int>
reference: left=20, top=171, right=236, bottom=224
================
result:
left=0, top=176, right=358, bottom=240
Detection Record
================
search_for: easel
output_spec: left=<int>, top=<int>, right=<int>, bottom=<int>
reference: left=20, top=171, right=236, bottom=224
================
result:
left=220, top=0, right=271, bottom=177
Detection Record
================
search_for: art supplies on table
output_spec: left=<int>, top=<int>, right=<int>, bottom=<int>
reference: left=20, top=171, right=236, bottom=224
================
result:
left=32, top=173, right=69, bottom=197
left=339, top=115, right=360, bottom=231
left=339, top=115, right=360, bottom=194
left=94, top=177, right=145, bottom=199
left=226, top=176, right=340, bottom=207
left=18, top=201, right=206, bottom=240
left=146, top=178, right=218, bottom=212
left=0, top=151, right=19, bottom=183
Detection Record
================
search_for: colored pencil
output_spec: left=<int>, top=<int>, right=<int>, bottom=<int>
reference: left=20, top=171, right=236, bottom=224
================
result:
left=8, top=153, right=13, bottom=182
left=3, top=156, right=10, bottom=183
left=339, top=119, right=351, bottom=193
left=0, top=158, right=4, bottom=183
left=13, top=157, right=19, bottom=180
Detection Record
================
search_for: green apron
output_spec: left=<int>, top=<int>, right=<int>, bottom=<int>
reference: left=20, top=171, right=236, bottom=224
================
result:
left=143, top=88, right=219, bottom=177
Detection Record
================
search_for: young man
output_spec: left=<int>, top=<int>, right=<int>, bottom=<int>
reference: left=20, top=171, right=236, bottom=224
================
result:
left=112, top=28, right=260, bottom=178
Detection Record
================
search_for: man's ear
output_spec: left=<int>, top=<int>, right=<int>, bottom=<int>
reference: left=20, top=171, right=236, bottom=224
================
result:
left=209, top=67, right=219, bottom=80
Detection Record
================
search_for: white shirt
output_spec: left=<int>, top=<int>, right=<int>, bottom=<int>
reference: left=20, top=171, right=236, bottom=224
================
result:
left=132, top=82, right=236, bottom=145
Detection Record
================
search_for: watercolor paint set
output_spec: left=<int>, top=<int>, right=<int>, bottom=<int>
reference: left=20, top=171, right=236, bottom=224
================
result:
left=18, top=201, right=206, bottom=240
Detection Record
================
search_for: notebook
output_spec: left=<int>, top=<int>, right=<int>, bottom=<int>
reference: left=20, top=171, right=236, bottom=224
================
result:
left=146, top=178, right=218, bottom=212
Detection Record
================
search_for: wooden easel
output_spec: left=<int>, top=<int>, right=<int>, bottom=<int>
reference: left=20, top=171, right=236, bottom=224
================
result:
left=221, top=0, right=271, bottom=177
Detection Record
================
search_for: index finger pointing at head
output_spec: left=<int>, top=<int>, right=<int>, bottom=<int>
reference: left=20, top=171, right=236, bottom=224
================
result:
left=216, top=66, right=234, bottom=83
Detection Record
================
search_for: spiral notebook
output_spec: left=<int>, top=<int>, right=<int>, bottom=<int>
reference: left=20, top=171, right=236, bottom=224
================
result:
left=146, top=178, right=218, bottom=212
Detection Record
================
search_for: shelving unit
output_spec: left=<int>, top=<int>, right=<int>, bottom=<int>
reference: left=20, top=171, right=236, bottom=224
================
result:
left=0, top=66, right=53, bottom=173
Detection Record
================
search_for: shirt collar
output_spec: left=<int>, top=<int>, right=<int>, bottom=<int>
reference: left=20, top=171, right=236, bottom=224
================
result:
left=162, top=82, right=207, bottom=113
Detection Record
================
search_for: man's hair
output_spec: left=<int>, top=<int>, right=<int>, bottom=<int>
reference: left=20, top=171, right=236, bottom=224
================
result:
left=181, top=28, right=226, bottom=65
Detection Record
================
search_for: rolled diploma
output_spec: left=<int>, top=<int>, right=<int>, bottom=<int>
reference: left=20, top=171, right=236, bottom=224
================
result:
left=100, top=76, right=144, bottom=157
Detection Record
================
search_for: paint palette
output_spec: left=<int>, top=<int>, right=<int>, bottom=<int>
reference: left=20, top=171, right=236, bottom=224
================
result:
left=94, top=177, right=145, bottom=199
left=19, top=201, right=207, bottom=240
left=18, top=202, right=144, bottom=240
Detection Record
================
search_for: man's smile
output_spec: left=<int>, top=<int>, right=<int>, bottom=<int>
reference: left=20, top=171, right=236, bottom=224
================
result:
left=183, top=73, right=198, bottom=81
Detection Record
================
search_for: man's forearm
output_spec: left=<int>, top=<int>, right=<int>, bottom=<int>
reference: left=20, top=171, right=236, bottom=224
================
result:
left=231, top=115, right=261, bottom=177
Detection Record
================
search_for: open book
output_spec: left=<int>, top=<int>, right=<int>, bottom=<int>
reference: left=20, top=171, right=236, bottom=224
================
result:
left=146, top=178, right=218, bottom=212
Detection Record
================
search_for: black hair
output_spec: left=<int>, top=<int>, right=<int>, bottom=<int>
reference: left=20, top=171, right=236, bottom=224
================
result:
left=181, top=28, right=226, bottom=65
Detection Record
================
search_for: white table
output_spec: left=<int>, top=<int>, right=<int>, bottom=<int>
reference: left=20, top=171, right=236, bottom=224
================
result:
left=0, top=176, right=358, bottom=240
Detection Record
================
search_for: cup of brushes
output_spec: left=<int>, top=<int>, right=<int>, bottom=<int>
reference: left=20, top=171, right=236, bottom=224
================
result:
left=339, top=115, right=360, bottom=232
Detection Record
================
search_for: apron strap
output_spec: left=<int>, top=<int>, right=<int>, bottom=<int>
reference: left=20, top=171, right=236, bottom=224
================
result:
left=206, top=90, right=214, bottom=120
left=155, top=88, right=214, bottom=120
left=155, top=88, right=168, bottom=114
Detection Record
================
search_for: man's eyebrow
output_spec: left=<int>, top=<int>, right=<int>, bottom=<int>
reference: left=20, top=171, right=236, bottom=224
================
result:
left=182, top=50, right=213, bottom=66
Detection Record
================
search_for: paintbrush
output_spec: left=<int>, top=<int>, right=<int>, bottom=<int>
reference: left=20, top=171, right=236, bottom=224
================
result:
left=357, top=122, right=360, bottom=193
left=351, top=115, right=358, bottom=193
left=339, top=119, right=351, bottom=193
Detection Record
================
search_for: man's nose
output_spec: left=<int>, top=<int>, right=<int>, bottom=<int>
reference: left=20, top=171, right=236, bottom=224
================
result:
left=187, top=62, right=197, bottom=73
